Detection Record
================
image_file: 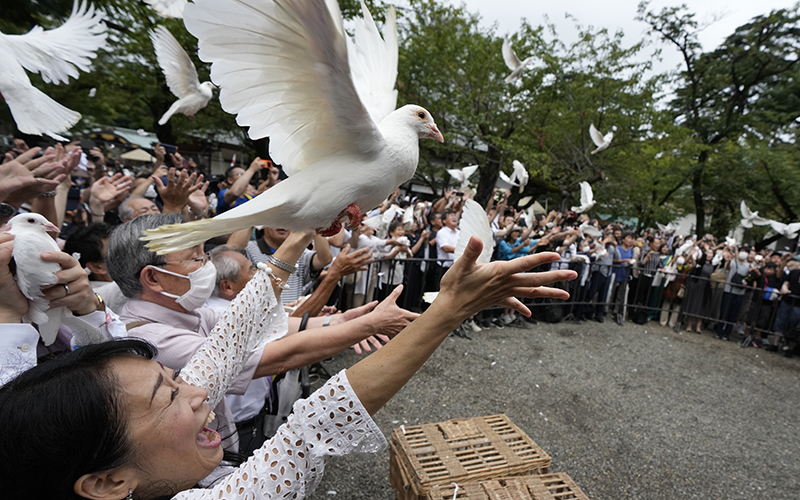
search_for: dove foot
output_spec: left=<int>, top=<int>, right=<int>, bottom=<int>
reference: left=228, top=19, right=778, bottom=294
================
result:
left=317, top=204, right=362, bottom=237
left=317, top=221, right=343, bottom=237
left=343, top=203, right=362, bottom=229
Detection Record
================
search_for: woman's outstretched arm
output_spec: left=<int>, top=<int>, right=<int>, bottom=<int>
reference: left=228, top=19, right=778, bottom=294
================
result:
left=347, top=237, right=577, bottom=415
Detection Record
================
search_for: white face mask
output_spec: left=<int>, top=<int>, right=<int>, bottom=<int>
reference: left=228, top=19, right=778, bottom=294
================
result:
left=738, top=251, right=748, bottom=261
left=582, top=246, right=591, bottom=253
left=676, top=256, right=686, bottom=265
left=151, top=261, right=217, bottom=311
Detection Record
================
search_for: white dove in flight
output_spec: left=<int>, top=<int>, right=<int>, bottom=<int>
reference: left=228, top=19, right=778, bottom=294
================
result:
left=571, top=182, right=596, bottom=213
left=145, top=0, right=187, bottom=18
left=150, top=26, right=216, bottom=125
left=446, top=164, right=479, bottom=189
left=496, top=170, right=519, bottom=190
left=0, top=0, right=107, bottom=140
left=510, top=160, right=529, bottom=193
left=589, top=124, right=613, bottom=155
left=739, top=200, right=771, bottom=228
left=425, top=199, right=494, bottom=303
left=656, top=222, right=677, bottom=233
left=769, top=220, right=800, bottom=239
left=578, top=221, right=602, bottom=239
left=4, top=214, right=70, bottom=345
left=142, top=0, right=443, bottom=254
left=455, top=199, right=495, bottom=265
left=502, top=39, right=535, bottom=84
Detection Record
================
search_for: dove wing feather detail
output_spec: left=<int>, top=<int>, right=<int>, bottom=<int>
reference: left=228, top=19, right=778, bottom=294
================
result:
left=1, top=0, right=107, bottom=85
left=184, top=0, right=385, bottom=177
left=0, top=51, right=80, bottom=139
left=346, top=2, right=398, bottom=127
left=454, top=199, right=495, bottom=264
left=589, top=124, right=605, bottom=148
left=150, top=26, right=202, bottom=99
left=502, top=39, right=521, bottom=71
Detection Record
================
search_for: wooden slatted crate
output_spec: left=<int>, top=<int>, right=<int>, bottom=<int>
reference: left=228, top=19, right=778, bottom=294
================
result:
left=390, top=415, right=551, bottom=500
left=425, top=473, right=589, bottom=500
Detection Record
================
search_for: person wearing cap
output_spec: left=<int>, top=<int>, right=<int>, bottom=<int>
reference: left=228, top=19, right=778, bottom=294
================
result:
left=497, top=224, right=537, bottom=260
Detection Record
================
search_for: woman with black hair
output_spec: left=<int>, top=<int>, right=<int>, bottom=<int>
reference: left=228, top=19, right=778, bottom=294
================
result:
left=0, top=231, right=575, bottom=500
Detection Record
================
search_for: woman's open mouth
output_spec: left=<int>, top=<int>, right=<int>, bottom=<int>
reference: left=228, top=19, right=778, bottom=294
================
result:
left=196, top=411, right=220, bottom=448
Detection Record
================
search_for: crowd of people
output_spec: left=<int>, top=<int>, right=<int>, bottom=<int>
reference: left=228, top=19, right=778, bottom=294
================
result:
left=0, top=136, right=796, bottom=500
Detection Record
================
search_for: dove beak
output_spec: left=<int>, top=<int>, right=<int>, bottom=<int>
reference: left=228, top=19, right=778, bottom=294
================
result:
left=424, top=124, right=444, bottom=143
left=44, top=223, right=60, bottom=234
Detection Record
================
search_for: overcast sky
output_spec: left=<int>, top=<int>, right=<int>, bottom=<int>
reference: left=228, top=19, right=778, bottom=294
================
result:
left=439, top=0, right=795, bottom=74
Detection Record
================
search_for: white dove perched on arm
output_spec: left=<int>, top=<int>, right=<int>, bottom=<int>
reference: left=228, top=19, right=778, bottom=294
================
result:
left=502, top=39, right=535, bottom=84
left=0, top=0, right=107, bottom=140
left=510, top=160, right=529, bottom=193
left=149, top=26, right=216, bottom=125
left=3, top=214, right=71, bottom=346
left=589, top=124, right=613, bottom=155
left=739, top=200, right=771, bottom=228
left=446, top=164, right=479, bottom=189
left=571, top=182, right=596, bottom=213
left=141, top=0, right=443, bottom=254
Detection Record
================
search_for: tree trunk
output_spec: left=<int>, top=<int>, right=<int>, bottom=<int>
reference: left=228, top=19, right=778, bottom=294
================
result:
left=692, top=153, right=707, bottom=235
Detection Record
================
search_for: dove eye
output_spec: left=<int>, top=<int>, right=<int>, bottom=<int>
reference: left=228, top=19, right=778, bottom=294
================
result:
left=417, top=111, right=425, bottom=119
left=27, top=218, right=35, bottom=223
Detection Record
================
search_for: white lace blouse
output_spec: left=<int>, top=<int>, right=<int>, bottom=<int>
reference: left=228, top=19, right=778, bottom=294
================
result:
left=175, top=269, right=387, bottom=499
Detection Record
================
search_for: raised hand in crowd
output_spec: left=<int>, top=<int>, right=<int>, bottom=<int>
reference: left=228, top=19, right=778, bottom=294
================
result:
left=88, top=173, right=132, bottom=221
left=186, top=179, right=210, bottom=219
left=169, top=151, right=184, bottom=169
left=0, top=148, right=65, bottom=212
left=152, top=142, right=167, bottom=169
left=155, top=167, right=205, bottom=213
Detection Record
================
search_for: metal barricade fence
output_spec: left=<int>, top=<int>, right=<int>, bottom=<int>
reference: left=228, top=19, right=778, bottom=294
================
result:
left=331, top=257, right=799, bottom=346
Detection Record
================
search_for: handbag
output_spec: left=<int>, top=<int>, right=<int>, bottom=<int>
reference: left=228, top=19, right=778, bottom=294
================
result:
left=677, top=284, right=686, bottom=299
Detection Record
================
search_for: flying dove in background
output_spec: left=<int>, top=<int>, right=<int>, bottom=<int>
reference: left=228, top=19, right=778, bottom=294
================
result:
left=0, top=0, right=107, bottom=140
left=141, top=0, right=443, bottom=254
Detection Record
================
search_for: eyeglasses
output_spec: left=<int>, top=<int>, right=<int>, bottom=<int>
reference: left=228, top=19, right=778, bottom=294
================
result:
left=164, top=253, right=209, bottom=266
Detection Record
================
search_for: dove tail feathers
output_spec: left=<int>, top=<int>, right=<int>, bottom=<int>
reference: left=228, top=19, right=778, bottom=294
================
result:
left=141, top=217, right=255, bottom=255
left=158, top=101, right=180, bottom=125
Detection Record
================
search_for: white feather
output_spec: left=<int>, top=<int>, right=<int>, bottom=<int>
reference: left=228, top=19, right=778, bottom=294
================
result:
left=510, top=160, right=529, bottom=193
left=346, top=2, right=398, bottom=127
left=739, top=200, right=771, bottom=229
left=579, top=221, right=602, bottom=238
left=769, top=220, right=800, bottom=239
left=143, top=0, right=442, bottom=254
left=149, top=26, right=215, bottom=125
left=502, top=39, right=535, bottom=84
left=496, top=170, right=518, bottom=190
left=589, top=124, right=613, bottom=155
left=571, top=182, right=596, bottom=213
left=184, top=0, right=386, bottom=177
left=6, top=214, right=72, bottom=346
left=0, top=0, right=106, bottom=137
left=446, top=164, right=479, bottom=189
left=0, top=0, right=107, bottom=85
left=454, top=199, right=495, bottom=265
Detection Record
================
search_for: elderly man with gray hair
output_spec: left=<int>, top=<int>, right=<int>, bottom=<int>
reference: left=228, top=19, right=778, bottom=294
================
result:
left=106, top=213, right=417, bottom=453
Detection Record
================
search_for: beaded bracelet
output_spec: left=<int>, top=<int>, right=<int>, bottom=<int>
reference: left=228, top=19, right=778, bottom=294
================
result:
left=256, top=262, right=290, bottom=290
left=267, top=254, right=297, bottom=274
left=39, top=190, right=57, bottom=198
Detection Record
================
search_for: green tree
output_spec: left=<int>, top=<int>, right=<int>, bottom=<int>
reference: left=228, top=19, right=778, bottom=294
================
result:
left=638, top=1, right=800, bottom=236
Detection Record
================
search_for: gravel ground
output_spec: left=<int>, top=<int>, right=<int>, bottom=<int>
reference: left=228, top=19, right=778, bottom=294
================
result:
left=305, top=318, right=800, bottom=500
